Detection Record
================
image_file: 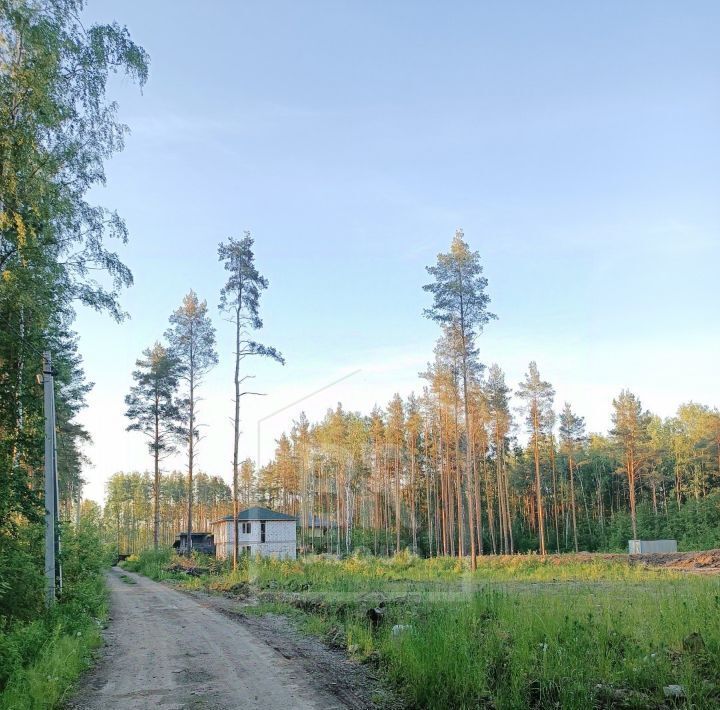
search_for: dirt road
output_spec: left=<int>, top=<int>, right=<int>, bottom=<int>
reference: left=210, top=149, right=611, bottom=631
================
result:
left=68, top=568, right=362, bottom=710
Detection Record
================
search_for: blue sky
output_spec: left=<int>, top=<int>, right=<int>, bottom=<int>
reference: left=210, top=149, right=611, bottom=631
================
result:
left=77, top=1, right=720, bottom=502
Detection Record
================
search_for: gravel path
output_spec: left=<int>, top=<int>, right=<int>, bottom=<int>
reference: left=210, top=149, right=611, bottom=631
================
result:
left=68, top=567, right=359, bottom=710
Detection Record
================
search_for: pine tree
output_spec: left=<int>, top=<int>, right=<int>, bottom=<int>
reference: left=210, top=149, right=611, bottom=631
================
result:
left=165, top=291, right=218, bottom=555
left=424, top=229, right=495, bottom=568
left=386, top=394, right=405, bottom=552
left=486, top=364, right=513, bottom=554
left=611, top=390, right=650, bottom=540
left=291, top=413, right=312, bottom=548
left=368, top=406, right=387, bottom=554
left=124, top=343, right=181, bottom=548
left=517, top=362, right=555, bottom=555
left=406, top=394, right=423, bottom=554
left=239, top=458, right=256, bottom=506
left=218, top=232, right=284, bottom=567
left=559, top=402, right=586, bottom=553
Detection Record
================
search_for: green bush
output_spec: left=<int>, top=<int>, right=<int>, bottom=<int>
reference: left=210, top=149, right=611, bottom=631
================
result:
left=604, top=495, right=720, bottom=551
left=0, top=515, right=110, bottom=708
left=122, top=547, right=172, bottom=579
left=0, top=634, right=21, bottom=689
left=0, top=527, right=45, bottom=623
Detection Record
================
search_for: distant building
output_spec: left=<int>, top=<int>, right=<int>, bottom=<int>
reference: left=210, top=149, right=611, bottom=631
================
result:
left=628, top=539, right=678, bottom=554
left=211, top=506, right=296, bottom=560
left=173, top=532, right=216, bottom=556
left=298, top=514, right=337, bottom=538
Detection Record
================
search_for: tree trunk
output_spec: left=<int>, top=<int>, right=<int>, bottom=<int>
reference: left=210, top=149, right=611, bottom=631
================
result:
left=395, top=444, right=401, bottom=553
left=628, top=451, right=638, bottom=540
left=424, top=426, right=433, bottom=557
left=533, top=406, right=546, bottom=556
left=568, top=452, right=578, bottom=553
left=453, top=394, right=463, bottom=559
left=232, top=304, right=241, bottom=569
left=549, top=437, right=560, bottom=552
left=153, top=394, right=160, bottom=550
left=186, top=352, right=195, bottom=557
left=461, top=357, right=477, bottom=569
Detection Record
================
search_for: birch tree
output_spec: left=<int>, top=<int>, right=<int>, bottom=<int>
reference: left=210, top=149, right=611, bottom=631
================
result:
left=0, top=0, right=147, bottom=549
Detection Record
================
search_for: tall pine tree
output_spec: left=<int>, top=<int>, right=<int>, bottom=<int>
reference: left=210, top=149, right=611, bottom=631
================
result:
left=559, top=402, right=586, bottom=553
left=124, top=342, right=181, bottom=549
left=517, top=362, right=555, bottom=556
left=611, top=390, right=650, bottom=541
left=165, top=292, right=217, bottom=554
left=218, top=232, right=284, bottom=567
left=424, top=229, right=495, bottom=567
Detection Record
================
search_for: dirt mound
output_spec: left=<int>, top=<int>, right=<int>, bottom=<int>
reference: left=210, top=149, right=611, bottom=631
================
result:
left=532, top=550, right=720, bottom=573
left=629, top=549, right=720, bottom=571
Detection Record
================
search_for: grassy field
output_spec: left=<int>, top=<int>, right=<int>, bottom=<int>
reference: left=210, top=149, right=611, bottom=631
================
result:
left=126, top=550, right=720, bottom=709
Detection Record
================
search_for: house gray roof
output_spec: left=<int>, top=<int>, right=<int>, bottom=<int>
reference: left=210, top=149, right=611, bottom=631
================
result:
left=212, top=506, right=296, bottom=524
left=298, top=514, right=337, bottom=528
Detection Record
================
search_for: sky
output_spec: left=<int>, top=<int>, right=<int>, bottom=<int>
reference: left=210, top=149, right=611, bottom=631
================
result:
left=75, top=1, right=720, bottom=503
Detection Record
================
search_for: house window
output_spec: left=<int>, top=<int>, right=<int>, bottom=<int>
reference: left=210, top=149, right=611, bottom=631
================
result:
left=241, top=522, right=251, bottom=534
left=243, top=545, right=251, bottom=555
left=261, top=521, right=266, bottom=543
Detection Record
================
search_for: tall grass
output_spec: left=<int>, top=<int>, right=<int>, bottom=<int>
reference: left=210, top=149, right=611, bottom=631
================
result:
left=245, top=551, right=680, bottom=598
left=0, top=517, right=110, bottom=710
left=0, top=628, right=103, bottom=710
left=158, top=552, right=720, bottom=708
left=379, top=579, right=720, bottom=707
left=122, top=547, right=174, bottom=580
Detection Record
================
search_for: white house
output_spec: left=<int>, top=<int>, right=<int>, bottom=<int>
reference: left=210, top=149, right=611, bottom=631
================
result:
left=211, top=506, right=297, bottom=560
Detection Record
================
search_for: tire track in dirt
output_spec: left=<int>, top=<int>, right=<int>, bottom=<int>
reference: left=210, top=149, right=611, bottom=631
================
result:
left=68, top=568, right=368, bottom=710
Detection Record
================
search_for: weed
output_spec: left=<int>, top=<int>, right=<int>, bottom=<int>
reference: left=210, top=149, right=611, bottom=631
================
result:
left=133, top=552, right=720, bottom=708
left=0, top=517, right=109, bottom=709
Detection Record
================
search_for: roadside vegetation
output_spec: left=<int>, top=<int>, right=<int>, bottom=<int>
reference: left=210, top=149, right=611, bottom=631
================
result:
left=0, top=515, right=111, bottom=710
left=125, top=548, right=720, bottom=708
left=0, top=2, right=147, bottom=708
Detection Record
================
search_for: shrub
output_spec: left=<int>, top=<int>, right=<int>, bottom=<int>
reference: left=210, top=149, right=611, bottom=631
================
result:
left=122, top=547, right=172, bottom=579
left=0, top=633, right=21, bottom=689
left=0, top=515, right=110, bottom=707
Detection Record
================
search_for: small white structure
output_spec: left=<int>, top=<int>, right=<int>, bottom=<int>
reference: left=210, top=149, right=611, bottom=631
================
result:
left=211, top=506, right=297, bottom=560
left=628, top=539, right=678, bottom=554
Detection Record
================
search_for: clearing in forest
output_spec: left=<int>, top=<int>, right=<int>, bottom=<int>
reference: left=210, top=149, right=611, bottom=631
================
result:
left=127, top=550, right=720, bottom=709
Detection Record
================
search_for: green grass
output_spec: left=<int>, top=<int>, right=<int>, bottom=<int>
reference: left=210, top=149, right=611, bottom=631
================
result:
left=0, top=622, right=103, bottom=710
left=137, top=551, right=720, bottom=708
left=0, top=518, right=110, bottom=710
left=121, top=547, right=225, bottom=583
left=379, top=580, right=720, bottom=708
left=121, top=547, right=175, bottom=580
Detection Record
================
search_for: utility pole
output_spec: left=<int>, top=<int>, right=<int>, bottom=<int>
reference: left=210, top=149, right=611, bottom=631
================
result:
left=43, top=352, right=60, bottom=604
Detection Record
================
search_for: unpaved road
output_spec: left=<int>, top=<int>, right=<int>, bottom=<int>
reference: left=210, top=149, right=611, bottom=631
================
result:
left=69, top=568, right=368, bottom=710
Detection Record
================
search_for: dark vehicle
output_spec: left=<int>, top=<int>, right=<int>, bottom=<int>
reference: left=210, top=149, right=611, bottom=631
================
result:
left=172, top=532, right=215, bottom=556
